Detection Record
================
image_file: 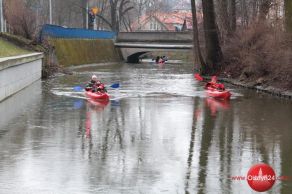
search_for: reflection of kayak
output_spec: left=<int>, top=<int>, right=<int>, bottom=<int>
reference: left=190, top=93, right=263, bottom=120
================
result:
left=88, top=99, right=109, bottom=107
left=205, top=88, right=231, bottom=99
left=205, top=98, right=230, bottom=116
left=85, top=91, right=109, bottom=100
left=206, top=98, right=230, bottom=110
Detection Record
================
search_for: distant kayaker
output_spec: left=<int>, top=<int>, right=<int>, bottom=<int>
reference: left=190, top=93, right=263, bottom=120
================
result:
left=162, top=56, right=168, bottom=61
left=155, top=56, right=160, bottom=63
left=158, top=58, right=164, bottom=64
left=205, top=76, right=225, bottom=91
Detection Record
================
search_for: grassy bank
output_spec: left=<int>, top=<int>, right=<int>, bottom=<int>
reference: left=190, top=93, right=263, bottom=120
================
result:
left=49, top=38, right=120, bottom=67
left=0, top=38, right=30, bottom=57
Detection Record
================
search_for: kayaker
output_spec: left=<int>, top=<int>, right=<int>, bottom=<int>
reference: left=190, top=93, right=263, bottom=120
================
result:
left=205, top=76, right=225, bottom=91
left=162, top=56, right=168, bottom=61
left=155, top=56, right=160, bottom=63
left=85, top=75, right=98, bottom=91
left=85, top=75, right=107, bottom=93
left=158, top=58, right=164, bottom=64
left=95, top=80, right=107, bottom=93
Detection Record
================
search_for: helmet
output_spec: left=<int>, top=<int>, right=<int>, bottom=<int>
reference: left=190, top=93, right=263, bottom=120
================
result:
left=211, top=76, right=217, bottom=82
left=91, top=75, right=97, bottom=80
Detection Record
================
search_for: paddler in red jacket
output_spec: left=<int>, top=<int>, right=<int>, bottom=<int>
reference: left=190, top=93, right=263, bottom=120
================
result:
left=205, top=76, right=225, bottom=91
left=85, top=75, right=107, bottom=93
left=95, top=80, right=107, bottom=93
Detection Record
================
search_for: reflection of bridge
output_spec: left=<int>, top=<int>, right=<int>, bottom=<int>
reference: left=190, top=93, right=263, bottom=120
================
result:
left=115, top=32, right=193, bottom=63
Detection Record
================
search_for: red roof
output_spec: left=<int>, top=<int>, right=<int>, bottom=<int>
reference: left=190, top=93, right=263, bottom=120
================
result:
left=131, top=10, right=203, bottom=31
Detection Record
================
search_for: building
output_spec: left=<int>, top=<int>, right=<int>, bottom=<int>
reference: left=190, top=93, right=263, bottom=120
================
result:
left=132, top=10, right=202, bottom=32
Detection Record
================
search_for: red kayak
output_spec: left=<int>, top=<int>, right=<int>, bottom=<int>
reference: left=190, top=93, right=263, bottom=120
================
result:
left=85, top=91, right=109, bottom=101
left=205, top=88, right=231, bottom=99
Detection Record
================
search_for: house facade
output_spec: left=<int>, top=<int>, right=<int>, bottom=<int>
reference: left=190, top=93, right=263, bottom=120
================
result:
left=132, top=10, right=202, bottom=32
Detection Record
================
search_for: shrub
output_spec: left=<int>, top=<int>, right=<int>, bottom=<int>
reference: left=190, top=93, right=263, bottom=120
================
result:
left=223, top=23, right=292, bottom=89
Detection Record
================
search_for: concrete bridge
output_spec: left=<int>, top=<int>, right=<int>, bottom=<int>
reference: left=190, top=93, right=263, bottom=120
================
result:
left=115, top=32, right=193, bottom=63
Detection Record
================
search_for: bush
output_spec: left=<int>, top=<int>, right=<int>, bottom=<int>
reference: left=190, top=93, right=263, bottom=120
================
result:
left=223, top=23, right=292, bottom=89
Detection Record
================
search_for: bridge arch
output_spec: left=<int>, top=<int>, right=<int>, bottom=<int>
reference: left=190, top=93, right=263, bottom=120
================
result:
left=115, top=32, right=194, bottom=63
left=127, top=51, right=149, bottom=63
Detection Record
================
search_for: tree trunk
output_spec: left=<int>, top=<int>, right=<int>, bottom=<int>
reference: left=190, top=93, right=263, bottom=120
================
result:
left=229, top=0, right=236, bottom=33
left=81, top=0, right=87, bottom=28
left=259, top=0, right=271, bottom=20
left=240, top=0, right=249, bottom=26
left=285, top=0, right=292, bottom=32
left=202, top=0, right=223, bottom=75
left=217, top=0, right=230, bottom=38
left=110, top=0, right=119, bottom=32
left=191, top=0, right=205, bottom=72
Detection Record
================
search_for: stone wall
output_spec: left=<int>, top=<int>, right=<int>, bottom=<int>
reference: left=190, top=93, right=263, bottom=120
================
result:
left=49, top=38, right=121, bottom=67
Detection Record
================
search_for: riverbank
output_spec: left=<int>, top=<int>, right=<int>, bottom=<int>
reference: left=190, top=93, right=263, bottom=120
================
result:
left=0, top=38, right=30, bottom=57
left=0, top=32, right=57, bottom=78
left=219, top=24, right=292, bottom=99
left=220, top=77, right=292, bottom=99
left=0, top=33, right=122, bottom=78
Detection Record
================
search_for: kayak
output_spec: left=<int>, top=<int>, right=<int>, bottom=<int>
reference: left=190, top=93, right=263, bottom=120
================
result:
left=85, top=91, right=109, bottom=100
left=205, top=88, right=231, bottom=99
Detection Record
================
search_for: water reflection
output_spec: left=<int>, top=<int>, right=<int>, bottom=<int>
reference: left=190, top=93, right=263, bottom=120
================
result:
left=0, top=63, right=292, bottom=193
left=205, top=98, right=230, bottom=117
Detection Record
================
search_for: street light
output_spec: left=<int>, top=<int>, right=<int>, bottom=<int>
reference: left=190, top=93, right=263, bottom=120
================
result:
left=86, top=0, right=89, bottom=29
left=49, top=0, right=52, bottom=24
left=0, top=0, right=3, bottom=32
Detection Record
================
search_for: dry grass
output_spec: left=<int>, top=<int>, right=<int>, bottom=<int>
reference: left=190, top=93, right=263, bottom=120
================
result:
left=0, top=38, right=30, bottom=57
left=222, top=23, right=292, bottom=89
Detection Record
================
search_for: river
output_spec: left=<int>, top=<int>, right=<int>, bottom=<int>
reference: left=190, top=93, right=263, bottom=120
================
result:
left=0, top=62, right=292, bottom=194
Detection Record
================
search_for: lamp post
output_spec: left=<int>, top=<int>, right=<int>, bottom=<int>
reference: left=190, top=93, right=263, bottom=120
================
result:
left=86, top=0, right=89, bottom=29
left=0, top=0, right=3, bottom=32
left=49, top=0, right=52, bottom=24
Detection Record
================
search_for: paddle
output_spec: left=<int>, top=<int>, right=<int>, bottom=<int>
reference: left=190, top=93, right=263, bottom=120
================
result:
left=194, top=73, right=204, bottom=81
left=73, top=83, right=120, bottom=92
left=110, top=83, right=120, bottom=89
left=73, top=86, right=84, bottom=92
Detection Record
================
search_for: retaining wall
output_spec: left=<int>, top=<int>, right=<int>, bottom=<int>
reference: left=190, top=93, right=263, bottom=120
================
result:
left=0, top=53, right=43, bottom=102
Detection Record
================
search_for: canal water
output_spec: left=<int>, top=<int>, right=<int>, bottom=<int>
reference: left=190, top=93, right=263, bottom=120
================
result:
left=0, top=62, right=292, bottom=194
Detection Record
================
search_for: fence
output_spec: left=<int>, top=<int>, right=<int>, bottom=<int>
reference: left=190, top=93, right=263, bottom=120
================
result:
left=40, top=24, right=116, bottom=41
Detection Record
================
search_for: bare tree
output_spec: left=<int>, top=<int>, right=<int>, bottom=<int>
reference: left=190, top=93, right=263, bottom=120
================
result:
left=285, top=0, right=292, bottom=32
left=229, top=0, right=236, bottom=32
left=95, top=0, right=135, bottom=32
left=259, top=0, right=273, bottom=20
left=191, top=0, right=205, bottom=71
left=216, top=0, right=231, bottom=39
left=202, top=0, right=223, bottom=74
left=4, top=0, right=37, bottom=39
